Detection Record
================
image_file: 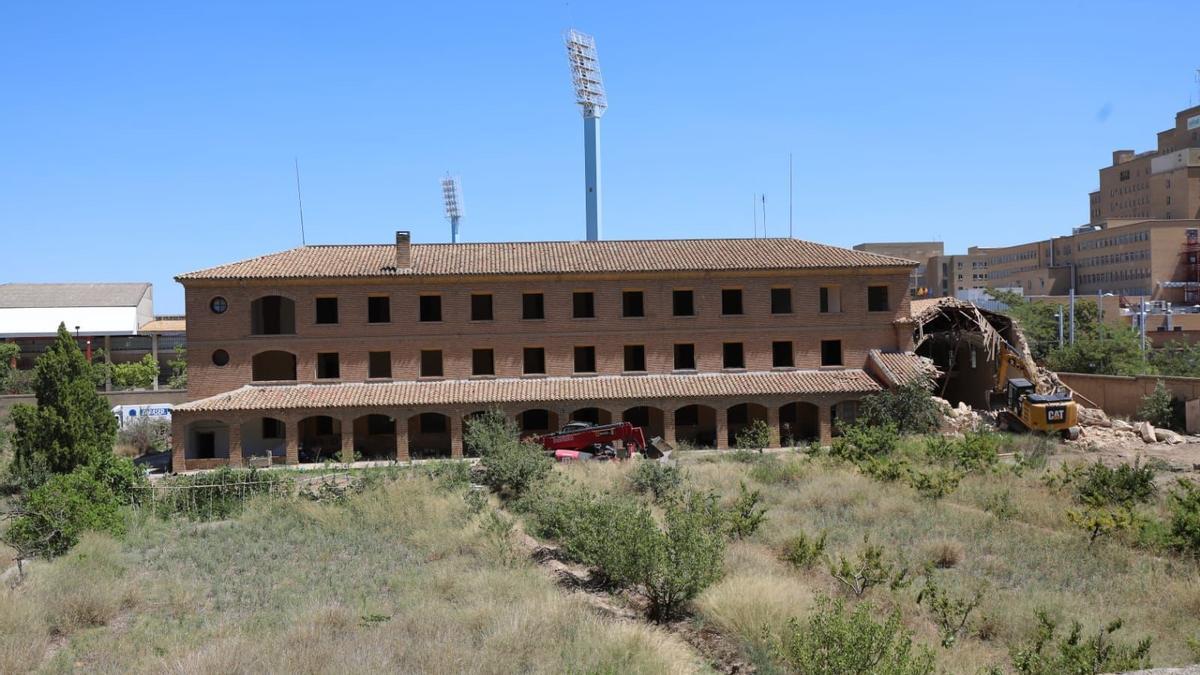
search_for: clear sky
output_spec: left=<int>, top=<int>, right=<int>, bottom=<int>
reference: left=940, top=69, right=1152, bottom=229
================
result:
left=2, top=1, right=1198, bottom=313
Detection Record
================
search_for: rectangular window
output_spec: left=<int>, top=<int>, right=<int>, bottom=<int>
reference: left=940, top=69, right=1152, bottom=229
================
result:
left=262, top=418, right=284, bottom=439
left=367, top=296, right=390, bottom=323
left=470, top=294, right=494, bottom=321
left=622, top=291, right=645, bottom=318
left=721, top=289, right=743, bottom=315
left=471, top=348, right=495, bottom=376
left=316, top=352, right=340, bottom=379
left=723, top=342, right=745, bottom=369
left=523, top=347, right=546, bottom=375
left=623, top=345, right=646, bottom=372
left=672, top=289, right=695, bottom=316
left=522, top=293, right=545, bottom=320
left=315, top=297, right=338, bottom=324
left=574, top=346, right=596, bottom=373
left=819, top=286, right=841, bottom=313
left=772, top=340, right=794, bottom=367
left=368, top=351, right=392, bottom=379
left=420, top=349, right=443, bottom=377
left=821, top=340, right=843, bottom=366
left=674, top=343, right=696, bottom=370
left=867, top=286, right=889, bottom=312
left=419, top=295, right=442, bottom=322
left=770, top=287, right=792, bottom=314
left=573, top=291, right=595, bottom=319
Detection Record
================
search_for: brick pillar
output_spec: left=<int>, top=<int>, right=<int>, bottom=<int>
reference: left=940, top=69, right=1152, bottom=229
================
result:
left=340, top=417, right=354, bottom=464
left=715, top=406, right=729, bottom=450
left=171, top=414, right=187, bottom=473
left=286, top=419, right=300, bottom=465
left=228, top=420, right=243, bottom=468
left=449, top=411, right=464, bottom=458
left=662, top=407, right=676, bottom=445
left=818, top=403, right=833, bottom=445
left=395, top=414, right=409, bottom=462
left=766, top=405, right=780, bottom=448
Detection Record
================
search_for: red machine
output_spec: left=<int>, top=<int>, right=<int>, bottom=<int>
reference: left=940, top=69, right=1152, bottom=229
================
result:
left=535, top=421, right=670, bottom=462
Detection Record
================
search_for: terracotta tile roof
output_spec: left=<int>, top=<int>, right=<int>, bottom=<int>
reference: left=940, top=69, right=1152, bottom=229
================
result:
left=175, top=370, right=882, bottom=414
left=866, top=350, right=939, bottom=388
left=177, top=238, right=915, bottom=281
left=139, top=317, right=186, bottom=333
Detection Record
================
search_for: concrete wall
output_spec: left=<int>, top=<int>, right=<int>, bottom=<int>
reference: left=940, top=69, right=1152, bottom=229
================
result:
left=0, top=305, right=141, bottom=337
left=0, top=389, right=189, bottom=419
left=1058, top=372, right=1200, bottom=418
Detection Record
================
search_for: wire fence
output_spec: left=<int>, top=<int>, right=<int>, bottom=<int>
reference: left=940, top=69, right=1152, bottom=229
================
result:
left=133, top=470, right=355, bottom=520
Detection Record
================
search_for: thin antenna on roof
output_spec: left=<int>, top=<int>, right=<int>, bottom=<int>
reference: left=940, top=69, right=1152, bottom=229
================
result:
left=761, top=194, right=767, bottom=237
left=294, top=157, right=307, bottom=246
left=788, top=152, right=793, bottom=238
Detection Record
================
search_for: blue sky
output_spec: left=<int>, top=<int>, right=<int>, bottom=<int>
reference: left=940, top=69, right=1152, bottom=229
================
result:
left=2, top=1, right=1197, bottom=313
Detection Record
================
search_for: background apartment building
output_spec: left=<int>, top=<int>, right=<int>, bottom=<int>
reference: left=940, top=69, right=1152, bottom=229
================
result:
left=853, top=242, right=942, bottom=297
left=170, top=234, right=924, bottom=471
left=1090, top=104, right=1200, bottom=224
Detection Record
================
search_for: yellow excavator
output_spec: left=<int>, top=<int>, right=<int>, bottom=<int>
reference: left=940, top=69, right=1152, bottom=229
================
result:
left=993, top=343, right=1081, bottom=439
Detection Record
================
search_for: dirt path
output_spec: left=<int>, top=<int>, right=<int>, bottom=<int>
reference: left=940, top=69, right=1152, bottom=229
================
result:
left=515, top=531, right=752, bottom=674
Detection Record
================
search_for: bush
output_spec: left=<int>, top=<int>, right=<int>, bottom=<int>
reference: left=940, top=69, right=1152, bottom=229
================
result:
left=108, top=353, right=160, bottom=390
left=1168, top=479, right=1200, bottom=555
left=640, top=491, right=728, bottom=621
left=830, top=423, right=900, bottom=461
left=917, top=574, right=984, bottom=647
left=628, top=460, right=683, bottom=501
left=906, top=466, right=963, bottom=500
left=827, top=536, right=910, bottom=597
left=1136, top=381, right=1178, bottom=431
left=724, top=481, right=767, bottom=540
left=780, top=529, right=827, bottom=569
left=1009, top=611, right=1152, bottom=674
left=117, top=416, right=171, bottom=456
left=1067, top=506, right=1134, bottom=546
left=468, top=411, right=552, bottom=499
left=983, top=489, right=1018, bottom=521
left=86, top=452, right=147, bottom=505
left=858, top=380, right=941, bottom=435
left=734, top=419, right=771, bottom=451
left=1074, top=460, right=1156, bottom=509
left=3, top=468, right=125, bottom=558
left=769, top=595, right=936, bottom=675
left=152, top=467, right=292, bottom=520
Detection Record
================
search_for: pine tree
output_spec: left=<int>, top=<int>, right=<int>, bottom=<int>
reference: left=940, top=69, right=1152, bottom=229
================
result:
left=11, top=323, right=117, bottom=482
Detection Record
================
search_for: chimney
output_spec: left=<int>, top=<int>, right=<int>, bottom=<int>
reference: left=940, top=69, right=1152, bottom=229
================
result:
left=395, top=231, right=411, bottom=269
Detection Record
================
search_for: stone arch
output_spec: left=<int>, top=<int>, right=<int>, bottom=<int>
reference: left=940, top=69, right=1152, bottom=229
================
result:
left=517, top=409, right=558, bottom=436
left=353, top=414, right=397, bottom=461
left=779, top=402, right=820, bottom=445
left=252, top=350, right=297, bottom=382
left=674, top=404, right=717, bottom=448
left=568, top=407, right=611, bottom=426
left=409, top=412, right=451, bottom=459
left=298, top=415, right=341, bottom=463
left=726, top=402, right=769, bottom=447
left=622, top=405, right=664, bottom=440
left=250, top=295, right=296, bottom=335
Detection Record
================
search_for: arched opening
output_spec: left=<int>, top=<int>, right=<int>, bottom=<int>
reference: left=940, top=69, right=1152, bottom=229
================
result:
left=298, top=415, right=341, bottom=463
left=779, top=402, right=820, bottom=446
left=353, top=414, right=396, bottom=461
left=185, top=420, right=230, bottom=461
left=727, top=402, right=769, bottom=447
left=674, top=404, right=717, bottom=448
left=239, top=417, right=287, bottom=463
left=409, top=413, right=451, bottom=459
left=252, top=351, right=297, bottom=382
left=568, top=407, right=611, bottom=426
left=831, top=400, right=859, bottom=437
left=250, top=295, right=296, bottom=335
left=517, top=409, right=558, bottom=436
left=622, top=406, right=665, bottom=440
left=462, top=410, right=489, bottom=457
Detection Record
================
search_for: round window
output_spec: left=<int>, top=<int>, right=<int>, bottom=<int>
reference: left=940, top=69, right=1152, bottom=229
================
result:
left=210, top=296, right=228, bottom=314
left=212, top=349, right=230, bottom=366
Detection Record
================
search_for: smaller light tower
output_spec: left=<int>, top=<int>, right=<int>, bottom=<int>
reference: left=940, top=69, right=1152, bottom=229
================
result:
left=565, top=29, right=607, bottom=241
left=441, top=175, right=464, bottom=243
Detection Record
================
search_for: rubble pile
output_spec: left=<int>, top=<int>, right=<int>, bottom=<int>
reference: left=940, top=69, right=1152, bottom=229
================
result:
left=1070, top=405, right=1186, bottom=446
left=932, top=396, right=987, bottom=434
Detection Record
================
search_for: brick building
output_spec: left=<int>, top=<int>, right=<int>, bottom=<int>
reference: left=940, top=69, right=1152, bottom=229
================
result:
left=169, top=234, right=925, bottom=470
left=852, top=242, right=943, bottom=297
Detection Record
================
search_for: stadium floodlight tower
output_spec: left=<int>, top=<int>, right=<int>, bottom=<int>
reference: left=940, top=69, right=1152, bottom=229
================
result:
left=441, top=175, right=464, bottom=243
left=564, top=29, right=607, bottom=241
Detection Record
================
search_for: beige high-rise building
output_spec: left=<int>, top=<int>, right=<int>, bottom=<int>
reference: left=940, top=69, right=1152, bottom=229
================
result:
left=853, top=242, right=943, bottom=297
left=1089, top=104, right=1200, bottom=224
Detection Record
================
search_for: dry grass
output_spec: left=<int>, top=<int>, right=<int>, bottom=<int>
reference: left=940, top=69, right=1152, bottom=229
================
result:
left=1, top=475, right=702, bottom=674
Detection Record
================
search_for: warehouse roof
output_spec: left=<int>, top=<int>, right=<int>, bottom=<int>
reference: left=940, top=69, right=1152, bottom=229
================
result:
left=177, top=238, right=916, bottom=281
left=175, top=369, right=882, bottom=413
left=0, top=283, right=150, bottom=309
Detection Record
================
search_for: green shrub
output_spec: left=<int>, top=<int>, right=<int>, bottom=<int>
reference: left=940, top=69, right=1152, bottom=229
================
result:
left=858, top=455, right=910, bottom=483
left=857, top=380, right=941, bottom=435
left=906, top=466, right=963, bottom=500
left=780, top=529, right=827, bottom=569
left=1074, top=461, right=1156, bottom=509
left=828, top=536, right=910, bottom=597
left=86, top=452, right=147, bottom=506
left=151, top=467, right=292, bottom=520
left=734, top=419, right=771, bottom=451
left=769, top=595, right=936, bottom=675
left=640, top=491, right=727, bottom=621
left=3, top=468, right=125, bottom=558
left=830, top=422, right=900, bottom=462
left=468, top=411, right=551, bottom=499
left=1168, top=479, right=1200, bottom=555
left=983, top=489, right=1018, bottom=521
left=917, top=574, right=985, bottom=647
left=628, top=460, right=683, bottom=501
left=419, top=459, right=472, bottom=491
left=1066, top=507, right=1134, bottom=546
left=1136, top=381, right=1178, bottom=431
left=724, top=481, right=767, bottom=540
left=108, top=353, right=160, bottom=390
left=1009, top=611, right=1152, bottom=674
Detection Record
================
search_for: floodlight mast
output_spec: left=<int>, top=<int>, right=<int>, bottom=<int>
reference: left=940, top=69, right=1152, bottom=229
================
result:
left=441, top=176, right=463, bottom=243
left=565, top=29, right=606, bottom=241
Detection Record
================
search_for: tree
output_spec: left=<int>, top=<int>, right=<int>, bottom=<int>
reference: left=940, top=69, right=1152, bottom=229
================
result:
left=734, top=419, right=771, bottom=450
left=1136, top=381, right=1178, bottom=430
left=1044, top=327, right=1147, bottom=376
left=2, top=468, right=126, bottom=558
left=988, top=290, right=1102, bottom=362
left=0, top=342, right=19, bottom=388
left=10, top=324, right=118, bottom=484
left=858, top=380, right=940, bottom=435
left=167, top=345, right=187, bottom=389
left=109, top=353, right=160, bottom=390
